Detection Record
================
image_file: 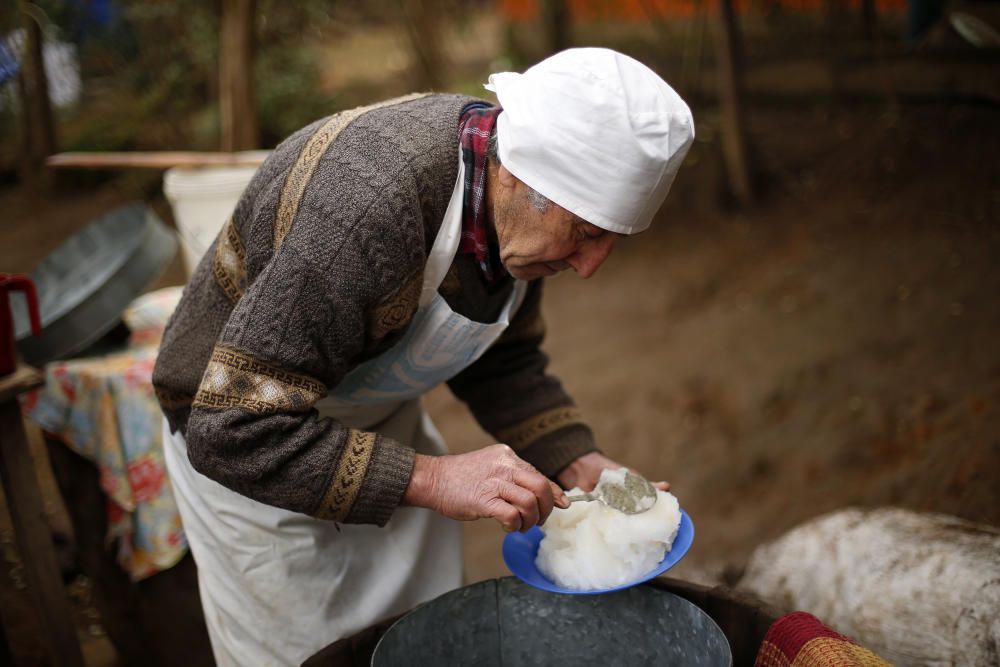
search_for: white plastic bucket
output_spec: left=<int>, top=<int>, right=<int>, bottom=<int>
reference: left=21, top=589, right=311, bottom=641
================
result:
left=163, top=166, right=260, bottom=276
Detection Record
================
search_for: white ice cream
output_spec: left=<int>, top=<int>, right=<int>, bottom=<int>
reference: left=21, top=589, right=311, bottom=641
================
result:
left=536, top=470, right=681, bottom=591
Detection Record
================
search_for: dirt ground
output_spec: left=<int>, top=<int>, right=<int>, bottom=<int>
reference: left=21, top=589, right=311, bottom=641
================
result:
left=1, top=91, right=998, bottom=664
left=436, top=99, right=1000, bottom=585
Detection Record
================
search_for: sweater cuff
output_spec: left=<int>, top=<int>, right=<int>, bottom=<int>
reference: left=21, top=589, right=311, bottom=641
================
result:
left=347, top=436, right=417, bottom=526
left=517, top=424, right=599, bottom=479
left=316, top=432, right=416, bottom=526
left=350, top=437, right=416, bottom=526
left=495, top=406, right=599, bottom=478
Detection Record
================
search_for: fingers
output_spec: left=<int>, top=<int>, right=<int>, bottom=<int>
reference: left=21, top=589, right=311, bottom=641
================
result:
left=512, top=468, right=558, bottom=525
left=478, top=445, right=674, bottom=533
left=497, top=481, right=541, bottom=532
left=489, top=475, right=563, bottom=533
left=496, top=445, right=568, bottom=525
left=485, top=497, right=522, bottom=533
left=550, top=481, right=570, bottom=509
left=484, top=486, right=533, bottom=533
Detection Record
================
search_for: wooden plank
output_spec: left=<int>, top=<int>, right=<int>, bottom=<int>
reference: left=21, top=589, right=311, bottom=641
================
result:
left=0, top=401, right=85, bottom=667
left=45, top=150, right=271, bottom=170
left=0, top=365, right=43, bottom=405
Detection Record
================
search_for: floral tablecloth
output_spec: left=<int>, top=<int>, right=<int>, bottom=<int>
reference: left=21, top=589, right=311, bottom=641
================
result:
left=21, top=287, right=185, bottom=581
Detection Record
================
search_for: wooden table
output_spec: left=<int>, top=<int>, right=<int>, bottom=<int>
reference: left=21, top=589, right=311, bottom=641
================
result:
left=46, top=150, right=270, bottom=170
left=0, top=365, right=85, bottom=666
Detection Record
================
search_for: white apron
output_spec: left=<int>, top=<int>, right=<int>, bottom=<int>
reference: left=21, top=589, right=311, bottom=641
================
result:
left=163, top=152, right=528, bottom=666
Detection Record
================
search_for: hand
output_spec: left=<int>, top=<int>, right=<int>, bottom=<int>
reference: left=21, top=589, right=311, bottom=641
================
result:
left=556, top=451, right=670, bottom=493
left=403, top=444, right=569, bottom=532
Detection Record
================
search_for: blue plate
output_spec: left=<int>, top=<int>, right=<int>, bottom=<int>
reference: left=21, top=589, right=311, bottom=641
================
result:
left=502, top=509, right=694, bottom=595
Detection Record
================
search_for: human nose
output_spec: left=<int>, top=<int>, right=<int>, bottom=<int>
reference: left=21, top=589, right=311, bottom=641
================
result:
left=567, top=234, right=617, bottom=278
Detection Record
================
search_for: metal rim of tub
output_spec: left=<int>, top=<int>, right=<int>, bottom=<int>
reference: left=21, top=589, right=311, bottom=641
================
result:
left=371, top=576, right=732, bottom=667
left=12, top=203, right=177, bottom=365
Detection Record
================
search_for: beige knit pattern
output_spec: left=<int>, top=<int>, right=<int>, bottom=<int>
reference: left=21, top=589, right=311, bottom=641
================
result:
left=213, top=217, right=247, bottom=304
left=273, top=92, right=429, bottom=249
left=495, top=406, right=584, bottom=451
left=316, top=430, right=377, bottom=522
left=193, top=344, right=326, bottom=414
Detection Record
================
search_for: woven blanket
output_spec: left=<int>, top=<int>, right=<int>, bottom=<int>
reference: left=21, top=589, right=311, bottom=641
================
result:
left=755, top=611, right=893, bottom=667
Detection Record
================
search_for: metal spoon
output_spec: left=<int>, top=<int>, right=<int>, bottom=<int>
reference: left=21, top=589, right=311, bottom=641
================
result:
left=566, top=470, right=658, bottom=515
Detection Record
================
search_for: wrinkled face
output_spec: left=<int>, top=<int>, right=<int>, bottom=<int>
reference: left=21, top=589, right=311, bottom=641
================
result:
left=491, top=166, right=619, bottom=281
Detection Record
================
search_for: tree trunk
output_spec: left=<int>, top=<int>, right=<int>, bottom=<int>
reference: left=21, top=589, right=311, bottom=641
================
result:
left=18, top=5, right=56, bottom=192
left=540, top=0, right=570, bottom=56
left=713, top=0, right=754, bottom=206
left=219, top=0, right=257, bottom=152
left=861, top=0, right=877, bottom=42
left=402, top=0, right=447, bottom=91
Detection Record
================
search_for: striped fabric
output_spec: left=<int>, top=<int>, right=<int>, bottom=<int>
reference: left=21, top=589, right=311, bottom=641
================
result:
left=457, top=102, right=504, bottom=282
left=755, top=612, right=893, bottom=667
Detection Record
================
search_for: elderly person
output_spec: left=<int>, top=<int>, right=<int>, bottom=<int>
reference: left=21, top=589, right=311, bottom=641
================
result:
left=153, top=47, right=694, bottom=665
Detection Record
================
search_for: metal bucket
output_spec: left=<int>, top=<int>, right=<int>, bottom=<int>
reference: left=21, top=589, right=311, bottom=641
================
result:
left=372, top=577, right=732, bottom=666
left=11, top=203, right=177, bottom=365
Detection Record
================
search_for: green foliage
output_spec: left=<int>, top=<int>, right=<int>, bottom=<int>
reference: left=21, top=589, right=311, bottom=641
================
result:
left=254, top=0, right=341, bottom=144
left=255, top=43, right=339, bottom=145
left=4, top=0, right=352, bottom=155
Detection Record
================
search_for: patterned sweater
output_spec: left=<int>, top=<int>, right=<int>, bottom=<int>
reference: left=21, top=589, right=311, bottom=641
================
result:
left=152, top=93, right=597, bottom=527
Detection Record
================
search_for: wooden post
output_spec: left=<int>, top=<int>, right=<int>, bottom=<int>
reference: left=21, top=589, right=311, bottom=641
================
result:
left=219, top=0, right=257, bottom=151
left=17, top=3, right=57, bottom=192
left=540, top=0, right=570, bottom=56
left=861, top=0, right=877, bottom=42
left=0, top=367, right=85, bottom=667
left=502, top=15, right=528, bottom=70
left=402, top=0, right=447, bottom=91
left=714, top=0, right=754, bottom=206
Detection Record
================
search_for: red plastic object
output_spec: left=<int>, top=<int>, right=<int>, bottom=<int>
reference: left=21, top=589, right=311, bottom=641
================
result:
left=0, top=273, right=43, bottom=376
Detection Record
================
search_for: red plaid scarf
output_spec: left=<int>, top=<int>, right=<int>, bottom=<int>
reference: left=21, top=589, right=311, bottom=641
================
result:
left=458, top=103, right=505, bottom=282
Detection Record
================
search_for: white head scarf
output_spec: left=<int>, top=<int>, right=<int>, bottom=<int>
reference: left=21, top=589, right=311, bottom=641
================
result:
left=485, top=47, right=695, bottom=235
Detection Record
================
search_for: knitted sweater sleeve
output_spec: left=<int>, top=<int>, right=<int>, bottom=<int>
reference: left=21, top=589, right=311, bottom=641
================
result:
left=446, top=279, right=599, bottom=479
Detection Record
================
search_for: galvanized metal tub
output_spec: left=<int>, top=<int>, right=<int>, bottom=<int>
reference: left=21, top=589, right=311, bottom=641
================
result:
left=11, top=203, right=177, bottom=365
left=370, top=577, right=732, bottom=666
